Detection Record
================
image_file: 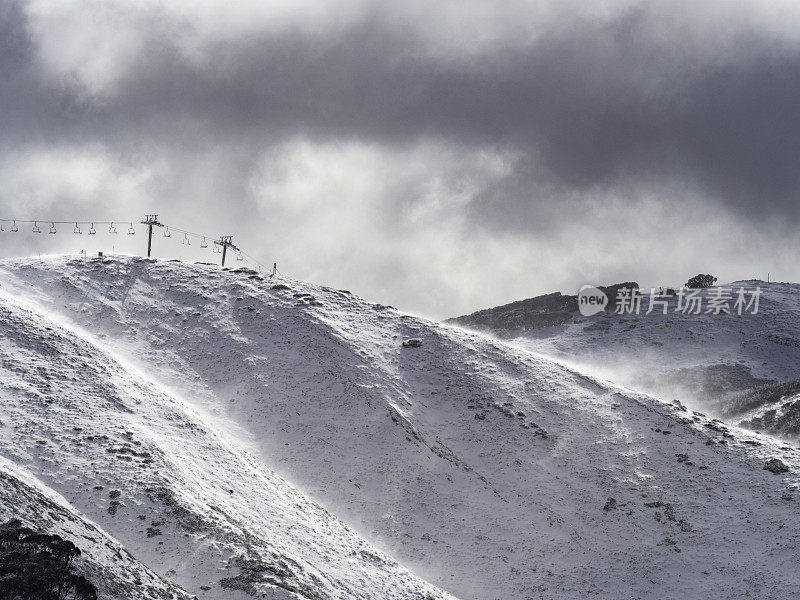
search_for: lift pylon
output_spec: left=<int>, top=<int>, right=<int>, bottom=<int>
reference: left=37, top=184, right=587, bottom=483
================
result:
left=213, top=236, right=239, bottom=267
left=141, top=215, right=164, bottom=257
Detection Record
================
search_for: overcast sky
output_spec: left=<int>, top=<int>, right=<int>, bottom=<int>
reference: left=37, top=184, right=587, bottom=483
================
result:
left=1, top=0, right=799, bottom=318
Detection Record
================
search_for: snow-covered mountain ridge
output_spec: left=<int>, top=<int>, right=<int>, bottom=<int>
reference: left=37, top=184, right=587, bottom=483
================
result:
left=1, top=256, right=800, bottom=599
left=0, top=257, right=453, bottom=600
left=450, top=281, right=800, bottom=438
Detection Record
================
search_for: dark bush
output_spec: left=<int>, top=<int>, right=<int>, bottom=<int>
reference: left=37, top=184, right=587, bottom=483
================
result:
left=0, top=520, right=97, bottom=600
left=686, top=274, right=717, bottom=289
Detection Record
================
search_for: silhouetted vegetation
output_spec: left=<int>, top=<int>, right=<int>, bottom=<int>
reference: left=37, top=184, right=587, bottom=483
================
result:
left=686, top=274, right=717, bottom=289
left=0, top=519, right=97, bottom=600
left=446, top=282, right=641, bottom=335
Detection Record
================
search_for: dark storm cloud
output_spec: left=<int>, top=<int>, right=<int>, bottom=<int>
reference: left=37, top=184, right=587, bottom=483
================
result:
left=4, top=0, right=799, bottom=227
left=2, top=0, right=800, bottom=315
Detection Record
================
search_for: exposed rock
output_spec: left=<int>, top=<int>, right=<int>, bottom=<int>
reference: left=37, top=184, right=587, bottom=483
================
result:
left=764, top=458, right=790, bottom=474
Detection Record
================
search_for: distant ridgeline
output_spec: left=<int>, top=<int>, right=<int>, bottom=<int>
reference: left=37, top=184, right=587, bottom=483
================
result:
left=446, top=282, right=638, bottom=335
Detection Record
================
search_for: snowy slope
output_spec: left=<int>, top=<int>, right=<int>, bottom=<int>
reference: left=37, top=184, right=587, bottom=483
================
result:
left=0, top=455, right=192, bottom=599
left=452, top=282, right=800, bottom=418
left=0, top=260, right=453, bottom=600
left=720, top=379, right=800, bottom=443
left=1, top=256, right=800, bottom=599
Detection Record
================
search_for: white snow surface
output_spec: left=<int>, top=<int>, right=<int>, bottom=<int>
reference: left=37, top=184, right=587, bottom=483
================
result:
left=508, top=282, right=800, bottom=412
left=0, top=454, right=192, bottom=599
left=0, top=256, right=799, bottom=600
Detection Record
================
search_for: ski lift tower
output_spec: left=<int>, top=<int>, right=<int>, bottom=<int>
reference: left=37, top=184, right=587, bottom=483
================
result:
left=214, top=235, right=239, bottom=267
left=141, top=214, right=164, bottom=257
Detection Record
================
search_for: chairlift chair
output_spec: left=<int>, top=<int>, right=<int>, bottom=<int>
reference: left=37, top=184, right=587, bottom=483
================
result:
left=164, top=226, right=171, bottom=237
left=88, top=223, right=96, bottom=235
left=49, top=223, right=56, bottom=234
left=200, top=237, right=208, bottom=248
left=236, top=251, right=244, bottom=261
left=11, top=221, right=18, bottom=232
left=109, top=222, right=118, bottom=234
left=127, top=223, right=135, bottom=235
left=74, top=223, right=81, bottom=234
left=183, top=233, right=191, bottom=246
left=33, top=221, right=41, bottom=233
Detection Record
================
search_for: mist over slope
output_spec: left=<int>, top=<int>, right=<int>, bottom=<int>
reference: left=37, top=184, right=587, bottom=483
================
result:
left=449, top=282, right=800, bottom=435
left=1, top=257, right=800, bottom=599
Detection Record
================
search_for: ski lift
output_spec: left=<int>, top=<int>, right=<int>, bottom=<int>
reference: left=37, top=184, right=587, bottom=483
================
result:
left=109, top=222, right=118, bottom=234
left=182, top=233, right=191, bottom=246
left=88, top=223, right=96, bottom=235
left=73, top=222, right=81, bottom=234
left=49, top=222, right=56, bottom=234
left=212, top=243, right=221, bottom=253
left=164, top=226, right=171, bottom=237
left=236, top=251, right=244, bottom=261
left=200, top=236, right=208, bottom=248
left=11, top=220, right=18, bottom=232
left=127, top=223, right=135, bottom=235
left=33, top=221, right=41, bottom=234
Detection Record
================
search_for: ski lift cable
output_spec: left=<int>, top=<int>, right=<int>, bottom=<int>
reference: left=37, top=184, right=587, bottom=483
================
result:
left=239, top=249, right=270, bottom=271
left=0, top=219, right=128, bottom=225
left=160, top=223, right=247, bottom=257
left=161, top=224, right=217, bottom=243
left=1, top=216, right=276, bottom=273
left=1, top=219, right=219, bottom=247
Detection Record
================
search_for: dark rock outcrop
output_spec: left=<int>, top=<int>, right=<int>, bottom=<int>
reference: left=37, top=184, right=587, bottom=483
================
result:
left=764, top=458, right=790, bottom=474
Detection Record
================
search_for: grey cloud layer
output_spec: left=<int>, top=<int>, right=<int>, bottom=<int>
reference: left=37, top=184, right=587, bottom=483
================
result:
left=1, top=0, right=798, bottom=314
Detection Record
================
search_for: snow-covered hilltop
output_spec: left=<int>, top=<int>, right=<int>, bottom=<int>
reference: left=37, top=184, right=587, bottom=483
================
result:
left=1, top=257, right=800, bottom=599
left=449, top=282, right=800, bottom=440
left=0, top=257, right=454, bottom=600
